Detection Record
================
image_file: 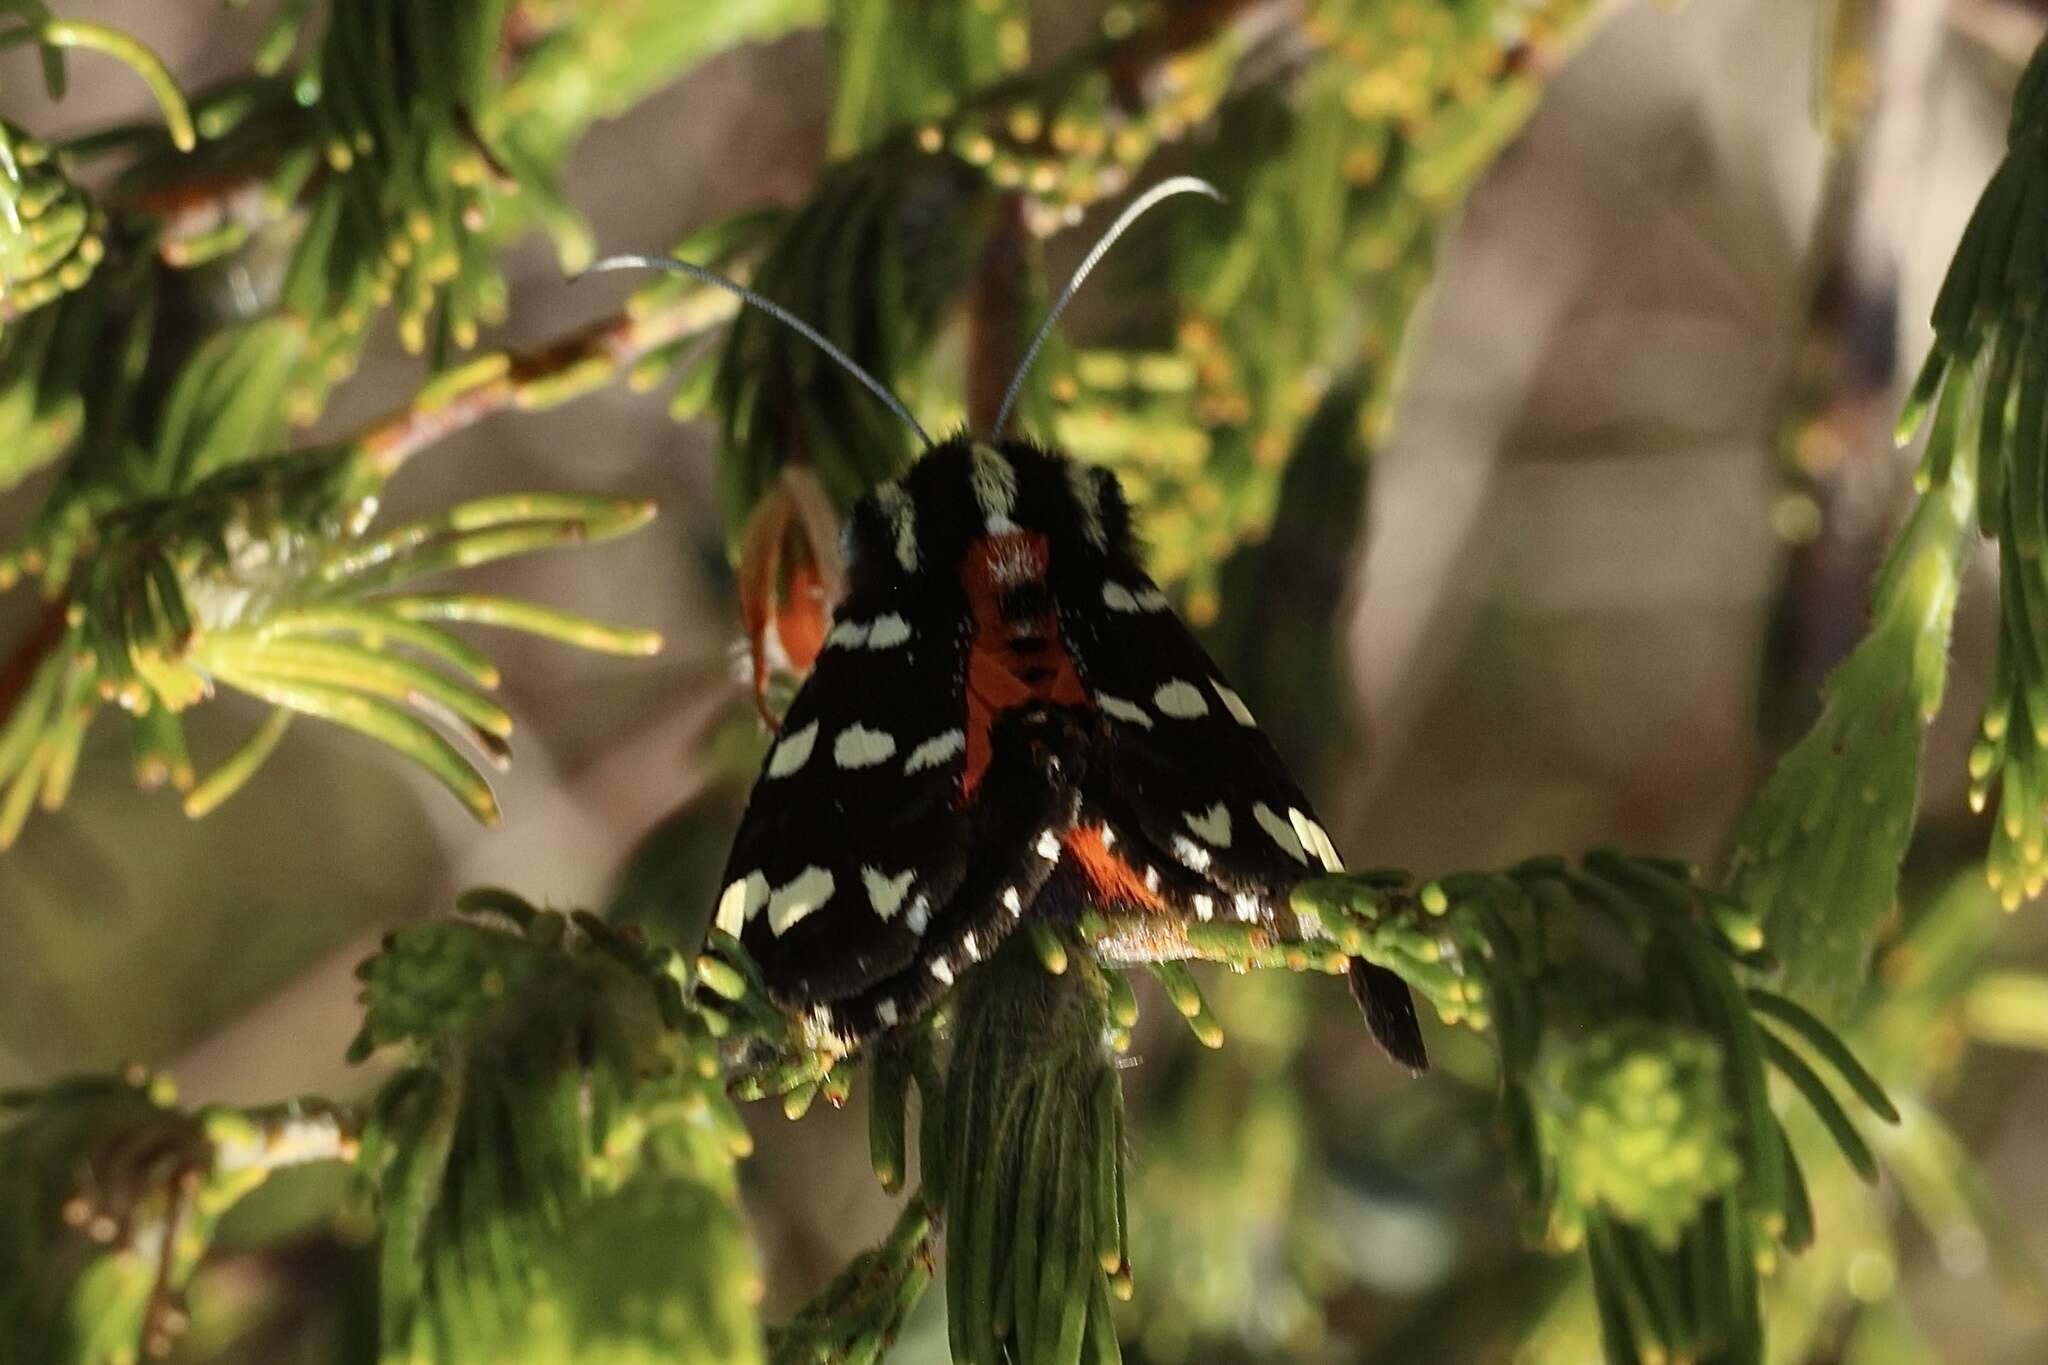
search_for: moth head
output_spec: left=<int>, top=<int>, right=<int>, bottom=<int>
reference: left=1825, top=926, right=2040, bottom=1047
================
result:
left=987, top=439, right=1136, bottom=564
left=843, top=437, right=1137, bottom=590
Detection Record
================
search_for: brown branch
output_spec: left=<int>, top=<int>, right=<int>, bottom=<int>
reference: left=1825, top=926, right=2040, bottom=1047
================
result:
left=968, top=193, right=1031, bottom=433
left=355, top=283, right=741, bottom=479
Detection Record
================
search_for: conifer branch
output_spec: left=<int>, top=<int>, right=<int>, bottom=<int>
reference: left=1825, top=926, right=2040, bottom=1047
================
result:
left=354, top=274, right=743, bottom=479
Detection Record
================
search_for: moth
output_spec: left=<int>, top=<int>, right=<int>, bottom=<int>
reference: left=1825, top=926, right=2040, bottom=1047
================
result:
left=596, top=179, right=1425, bottom=1071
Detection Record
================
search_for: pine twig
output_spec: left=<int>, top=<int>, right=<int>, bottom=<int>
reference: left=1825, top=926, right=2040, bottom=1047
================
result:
left=356, top=277, right=743, bottom=479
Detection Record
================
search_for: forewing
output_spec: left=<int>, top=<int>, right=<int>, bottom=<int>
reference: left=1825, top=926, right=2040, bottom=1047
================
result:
left=714, top=583, right=1081, bottom=1052
left=1058, top=567, right=1342, bottom=904
left=794, top=703, right=1086, bottom=1048
left=715, top=587, right=975, bottom=1006
left=1059, top=563, right=1428, bottom=1071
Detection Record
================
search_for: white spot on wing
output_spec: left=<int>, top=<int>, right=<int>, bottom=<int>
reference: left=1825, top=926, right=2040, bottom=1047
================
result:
left=1102, top=582, right=1142, bottom=612
left=1234, top=892, right=1262, bottom=922
left=1069, top=462, right=1108, bottom=549
left=876, top=998, right=900, bottom=1027
left=1253, top=802, right=1308, bottom=863
left=1172, top=835, right=1212, bottom=873
left=716, top=872, right=769, bottom=935
left=874, top=483, right=918, bottom=573
left=834, top=723, right=898, bottom=768
left=1097, top=693, right=1153, bottom=727
left=929, top=957, right=955, bottom=984
left=905, top=728, right=965, bottom=773
left=1034, top=829, right=1062, bottom=861
left=827, top=619, right=869, bottom=649
left=1212, top=680, right=1257, bottom=726
left=905, top=895, right=931, bottom=936
left=1289, top=808, right=1343, bottom=872
left=1184, top=802, right=1232, bottom=848
left=963, top=932, right=982, bottom=961
left=768, top=866, right=835, bottom=936
left=1003, top=886, right=1024, bottom=916
left=767, top=721, right=820, bottom=778
left=867, top=612, right=911, bottom=648
left=716, top=880, right=745, bottom=936
left=862, top=866, right=916, bottom=919
left=1192, top=893, right=1214, bottom=921
left=1136, top=588, right=1170, bottom=610
left=1153, top=680, right=1209, bottom=718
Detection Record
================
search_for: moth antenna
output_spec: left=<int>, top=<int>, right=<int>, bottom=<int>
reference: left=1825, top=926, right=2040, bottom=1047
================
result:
left=992, top=175, right=1224, bottom=439
left=581, top=253, right=934, bottom=449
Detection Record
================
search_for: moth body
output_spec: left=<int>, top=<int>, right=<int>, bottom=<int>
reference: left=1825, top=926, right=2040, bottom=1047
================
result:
left=713, top=437, right=1425, bottom=1070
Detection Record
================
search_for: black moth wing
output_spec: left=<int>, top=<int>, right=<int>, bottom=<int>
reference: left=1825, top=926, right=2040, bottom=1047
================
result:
left=1055, top=558, right=1340, bottom=910
left=713, top=546, right=1081, bottom=1049
left=1053, top=550, right=1429, bottom=1072
left=796, top=701, right=1085, bottom=1046
left=714, top=580, right=975, bottom=1007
